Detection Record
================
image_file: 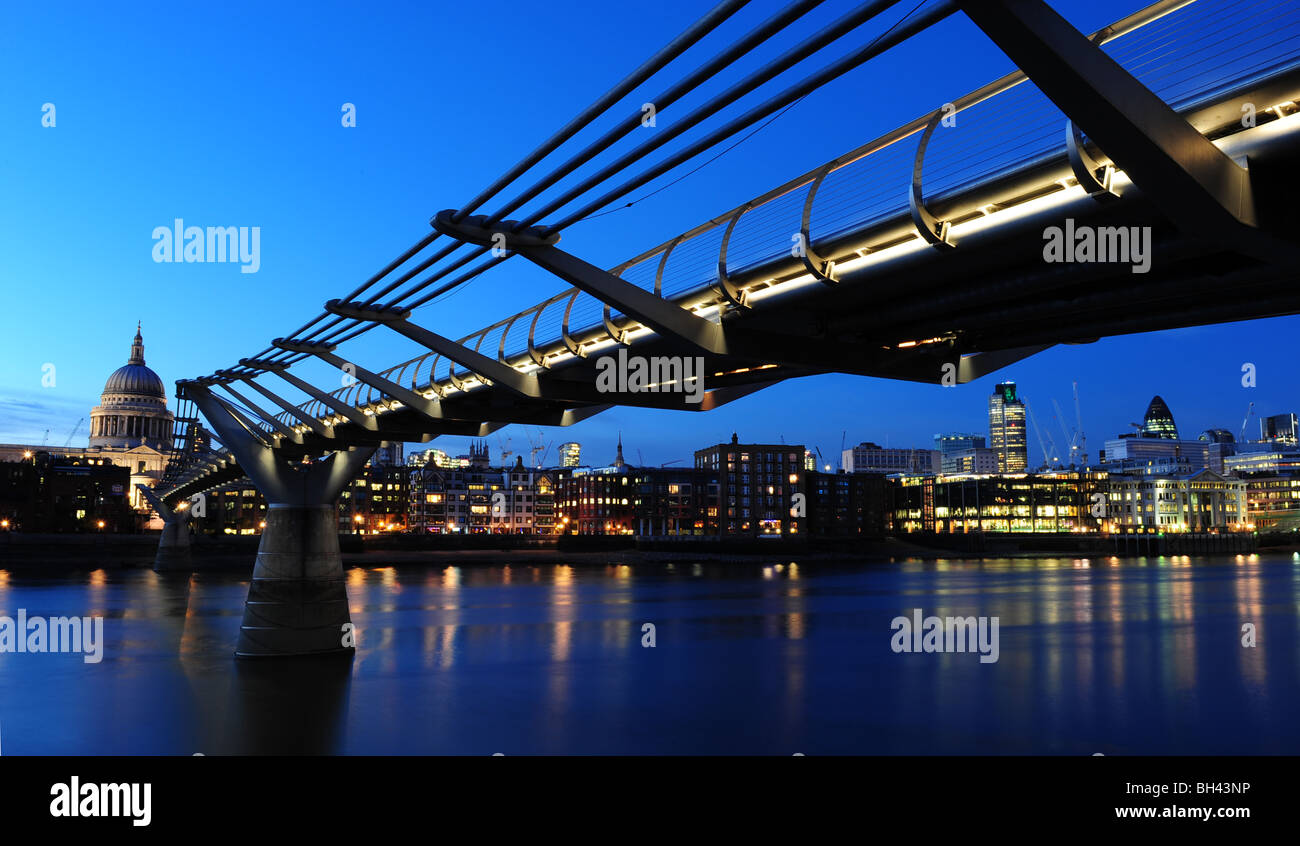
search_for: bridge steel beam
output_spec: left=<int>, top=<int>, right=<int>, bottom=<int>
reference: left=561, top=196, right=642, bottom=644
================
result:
left=954, top=0, right=1257, bottom=241
left=430, top=211, right=980, bottom=376
left=325, top=299, right=545, bottom=398
left=432, top=212, right=731, bottom=356
left=136, top=484, right=194, bottom=572
left=215, top=382, right=304, bottom=444
left=227, top=374, right=337, bottom=440
left=243, top=359, right=380, bottom=433
left=178, top=380, right=376, bottom=659
left=272, top=338, right=454, bottom=420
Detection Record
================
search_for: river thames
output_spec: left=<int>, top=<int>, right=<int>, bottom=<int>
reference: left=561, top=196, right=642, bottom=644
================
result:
left=0, top=554, right=1296, bottom=755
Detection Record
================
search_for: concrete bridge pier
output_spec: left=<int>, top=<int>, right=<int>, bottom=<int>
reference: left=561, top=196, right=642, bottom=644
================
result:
left=155, top=517, right=193, bottom=571
left=237, top=500, right=357, bottom=658
left=228, top=446, right=375, bottom=658
left=137, top=484, right=193, bottom=572
left=178, top=381, right=377, bottom=658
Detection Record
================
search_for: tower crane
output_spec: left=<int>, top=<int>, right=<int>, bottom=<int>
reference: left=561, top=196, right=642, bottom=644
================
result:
left=1072, top=381, right=1086, bottom=466
left=64, top=418, right=84, bottom=448
left=1239, top=401, right=1255, bottom=443
left=1026, top=402, right=1059, bottom=469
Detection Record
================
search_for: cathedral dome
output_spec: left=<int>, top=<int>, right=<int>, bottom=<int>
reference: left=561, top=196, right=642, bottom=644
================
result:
left=102, top=325, right=165, bottom=399
left=88, top=323, right=173, bottom=450
left=103, top=363, right=166, bottom=398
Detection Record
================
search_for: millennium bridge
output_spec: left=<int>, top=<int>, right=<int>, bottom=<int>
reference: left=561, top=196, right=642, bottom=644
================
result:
left=141, top=0, right=1300, bottom=656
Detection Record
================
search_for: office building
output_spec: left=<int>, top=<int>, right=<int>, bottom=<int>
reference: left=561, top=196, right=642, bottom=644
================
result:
left=842, top=442, right=940, bottom=474
left=1243, top=475, right=1300, bottom=532
left=1260, top=413, right=1299, bottom=445
left=1139, top=395, right=1179, bottom=439
left=934, top=433, right=986, bottom=455
left=558, top=442, right=582, bottom=468
left=988, top=382, right=1028, bottom=472
left=941, top=447, right=1001, bottom=474
left=890, top=470, right=1107, bottom=533
left=1106, top=469, right=1246, bottom=531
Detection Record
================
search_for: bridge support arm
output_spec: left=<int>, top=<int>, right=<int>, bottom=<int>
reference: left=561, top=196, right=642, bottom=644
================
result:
left=273, top=339, right=447, bottom=418
left=325, top=300, right=544, bottom=399
left=430, top=211, right=730, bottom=356
left=216, top=381, right=305, bottom=443
left=241, top=359, right=378, bottom=432
left=224, top=374, right=336, bottom=440
left=955, top=0, right=1255, bottom=237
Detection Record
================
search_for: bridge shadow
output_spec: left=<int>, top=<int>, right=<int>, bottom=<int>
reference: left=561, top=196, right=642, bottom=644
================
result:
left=219, top=655, right=354, bottom=755
left=171, top=572, right=354, bottom=755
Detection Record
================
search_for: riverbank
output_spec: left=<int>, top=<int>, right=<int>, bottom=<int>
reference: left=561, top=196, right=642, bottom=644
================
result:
left=0, top=532, right=910, bottom=570
left=0, top=529, right=1275, bottom=571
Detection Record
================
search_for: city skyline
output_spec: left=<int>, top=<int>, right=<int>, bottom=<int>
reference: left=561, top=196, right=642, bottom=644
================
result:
left=4, top=313, right=1296, bottom=472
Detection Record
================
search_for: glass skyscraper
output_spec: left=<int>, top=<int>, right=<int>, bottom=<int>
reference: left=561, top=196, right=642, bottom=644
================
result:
left=989, top=382, right=1028, bottom=472
left=1141, top=396, right=1180, bottom=440
left=559, top=442, right=582, bottom=468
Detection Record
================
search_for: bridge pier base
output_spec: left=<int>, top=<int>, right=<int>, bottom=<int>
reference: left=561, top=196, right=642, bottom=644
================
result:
left=236, top=504, right=353, bottom=658
left=154, top=517, right=193, bottom=572
left=138, top=484, right=194, bottom=573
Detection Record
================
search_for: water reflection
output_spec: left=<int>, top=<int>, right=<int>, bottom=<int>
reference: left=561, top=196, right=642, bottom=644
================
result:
left=0, top=554, right=1296, bottom=754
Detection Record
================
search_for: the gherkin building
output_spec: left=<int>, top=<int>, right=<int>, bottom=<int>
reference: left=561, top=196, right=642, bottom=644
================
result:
left=1141, top=395, right=1179, bottom=440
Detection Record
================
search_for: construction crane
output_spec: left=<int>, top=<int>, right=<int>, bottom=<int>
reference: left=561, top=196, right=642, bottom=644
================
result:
left=1026, top=402, right=1059, bottom=469
left=1072, top=381, right=1086, bottom=466
left=64, top=418, right=84, bottom=448
left=661, top=459, right=683, bottom=467
left=40, top=428, right=50, bottom=447
left=1239, top=401, right=1255, bottom=442
left=527, top=428, right=550, bottom=468
left=1051, top=398, right=1079, bottom=467
left=496, top=434, right=512, bottom=466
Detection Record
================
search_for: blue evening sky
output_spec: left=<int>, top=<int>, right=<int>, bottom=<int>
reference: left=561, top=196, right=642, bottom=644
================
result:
left=1, top=0, right=1291, bottom=467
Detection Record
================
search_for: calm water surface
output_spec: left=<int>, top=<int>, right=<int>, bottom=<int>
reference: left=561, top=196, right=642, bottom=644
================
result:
left=1, top=554, right=1297, bottom=755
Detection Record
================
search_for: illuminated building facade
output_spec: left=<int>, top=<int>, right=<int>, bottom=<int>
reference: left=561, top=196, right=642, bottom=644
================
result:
left=198, top=483, right=267, bottom=535
left=1139, top=395, right=1179, bottom=439
left=890, top=471, right=1107, bottom=533
left=1243, top=475, right=1300, bottom=532
left=988, top=382, right=1028, bottom=472
left=558, top=442, right=582, bottom=468
left=694, top=434, right=805, bottom=536
left=1106, top=469, right=1246, bottom=530
left=941, top=448, right=1000, bottom=474
left=556, top=467, right=634, bottom=534
left=934, top=433, right=986, bottom=455
left=1260, top=413, right=1299, bottom=445
left=0, top=454, right=134, bottom=533
left=1221, top=445, right=1300, bottom=476
left=340, top=463, right=409, bottom=533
